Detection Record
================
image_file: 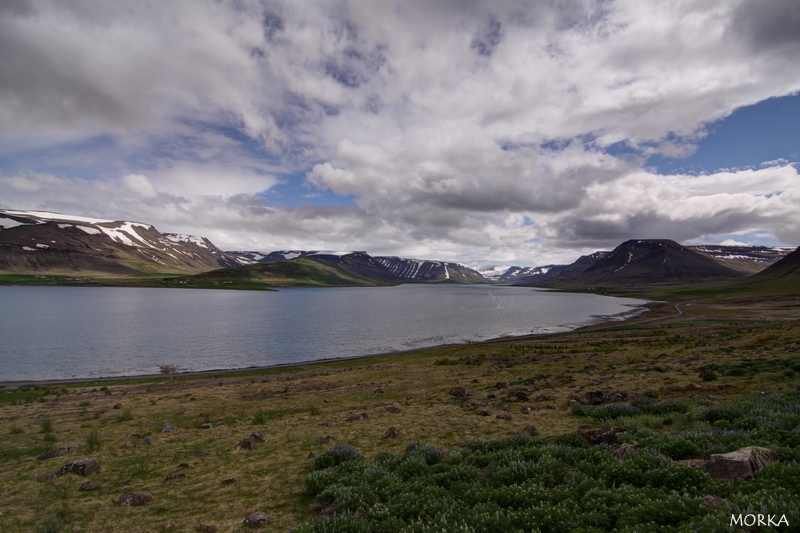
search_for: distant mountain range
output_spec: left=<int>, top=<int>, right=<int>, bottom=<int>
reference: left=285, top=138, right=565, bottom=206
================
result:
left=1, top=209, right=797, bottom=290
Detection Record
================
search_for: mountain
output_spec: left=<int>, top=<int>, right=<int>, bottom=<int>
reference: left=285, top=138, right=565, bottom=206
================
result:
left=232, top=250, right=487, bottom=284
left=373, top=256, right=485, bottom=283
left=164, top=256, right=386, bottom=289
left=744, top=246, right=800, bottom=285
left=0, top=209, right=246, bottom=275
left=688, top=245, right=792, bottom=274
left=554, top=240, right=744, bottom=287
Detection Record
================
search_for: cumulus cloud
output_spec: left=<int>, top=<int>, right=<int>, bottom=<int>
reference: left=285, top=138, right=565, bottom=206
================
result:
left=1, top=0, right=800, bottom=266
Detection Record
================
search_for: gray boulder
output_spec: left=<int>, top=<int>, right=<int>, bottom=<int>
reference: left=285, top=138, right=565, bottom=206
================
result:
left=704, top=446, right=776, bottom=480
left=118, top=492, right=152, bottom=506
left=243, top=511, right=269, bottom=527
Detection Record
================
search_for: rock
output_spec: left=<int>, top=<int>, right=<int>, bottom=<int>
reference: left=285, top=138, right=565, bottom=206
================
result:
left=686, top=383, right=703, bottom=390
left=613, top=443, right=635, bottom=463
left=471, top=379, right=479, bottom=383
left=589, top=378, right=604, bottom=386
left=307, top=452, right=317, bottom=458
left=513, top=391, right=530, bottom=402
left=448, top=387, right=469, bottom=398
left=576, top=428, right=626, bottom=445
left=198, top=423, right=213, bottom=430
left=37, top=446, right=78, bottom=461
left=221, top=477, right=238, bottom=485
left=701, top=495, right=725, bottom=508
left=162, top=423, right=175, bottom=433
left=197, top=525, right=218, bottom=533
left=534, top=394, right=551, bottom=402
left=143, top=437, right=153, bottom=445
left=164, top=474, right=186, bottom=483
left=496, top=414, right=512, bottom=420
left=346, top=413, right=369, bottom=422
left=49, top=459, right=101, bottom=478
left=319, top=421, right=332, bottom=426
left=118, top=492, right=152, bottom=506
left=195, top=450, right=211, bottom=457
left=78, top=481, right=101, bottom=491
left=384, top=405, right=401, bottom=413
left=374, top=387, right=384, bottom=394
left=501, top=405, right=511, bottom=411
left=475, top=410, right=492, bottom=416
left=178, top=462, right=191, bottom=469
left=520, top=407, right=532, bottom=413
left=236, top=437, right=257, bottom=450
left=250, top=429, right=265, bottom=442
left=704, top=446, right=777, bottom=480
left=524, top=424, right=537, bottom=433
left=243, top=511, right=269, bottom=527
left=382, top=427, right=400, bottom=440
left=316, top=436, right=332, bottom=444
left=495, top=381, right=510, bottom=389
left=572, top=390, right=628, bottom=406
left=113, top=403, right=123, bottom=409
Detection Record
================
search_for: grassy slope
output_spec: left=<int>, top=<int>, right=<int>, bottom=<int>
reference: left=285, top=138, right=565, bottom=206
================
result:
left=0, top=257, right=392, bottom=290
left=1, top=290, right=799, bottom=531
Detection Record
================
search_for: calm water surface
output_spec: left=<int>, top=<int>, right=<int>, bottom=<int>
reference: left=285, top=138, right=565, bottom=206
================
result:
left=0, top=285, right=648, bottom=381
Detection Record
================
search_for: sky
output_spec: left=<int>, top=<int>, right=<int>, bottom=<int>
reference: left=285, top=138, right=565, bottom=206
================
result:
left=1, top=0, right=799, bottom=267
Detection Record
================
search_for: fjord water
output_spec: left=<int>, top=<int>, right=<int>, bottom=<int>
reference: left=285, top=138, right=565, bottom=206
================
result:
left=0, top=285, right=648, bottom=381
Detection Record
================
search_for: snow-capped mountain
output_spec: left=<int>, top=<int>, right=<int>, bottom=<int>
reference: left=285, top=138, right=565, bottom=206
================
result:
left=0, top=209, right=247, bottom=274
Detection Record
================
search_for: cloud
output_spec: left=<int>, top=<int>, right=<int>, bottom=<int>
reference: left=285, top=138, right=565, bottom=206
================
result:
left=2, top=1, right=800, bottom=266
left=122, top=174, right=158, bottom=199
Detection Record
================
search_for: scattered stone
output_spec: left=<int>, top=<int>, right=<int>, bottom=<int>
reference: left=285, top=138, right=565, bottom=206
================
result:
left=78, top=481, right=101, bottom=491
left=675, top=459, right=706, bottom=469
left=319, top=421, right=332, bottom=426
left=520, top=406, right=532, bottom=413
left=143, top=437, right=153, bottom=445
left=118, top=492, right=152, bottom=506
left=48, top=459, right=101, bottom=478
left=701, top=495, right=725, bottom=508
left=250, top=430, right=265, bottom=443
left=162, top=423, right=175, bottom=433
left=384, top=406, right=401, bottom=413
left=544, top=404, right=557, bottom=410
left=221, top=477, right=238, bottom=485
left=307, top=452, right=317, bottom=458
left=178, top=462, right=191, bottom=468
left=495, top=381, right=510, bottom=389
left=198, top=423, right=213, bottom=430
left=576, top=428, right=626, bottom=445
left=613, top=443, right=635, bottom=463
left=534, top=394, right=551, bottom=402
left=487, top=394, right=497, bottom=399
left=243, top=511, right=269, bottom=527
left=346, top=413, right=369, bottom=422
left=382, top=427, right=400, bottom=440
left=197, top=525, right=218, bottom=533
left=571, top=390, right=628, bottom=406
left=471, top=379, right=479, bottom=383
left=37, top=446, right=77, bottom=461
left=496, top=414, right=512, bottom=420
left=374, top=388, right=384, bottom=394
left=316, top=436, right=332, bottom=444
left=164, top=474, right=186, bottom=483
left=512, top=391, right=530, bottom=401
left=501, top=405, right=511, bottom=411
left=589, top=378, right=604, bottom=386
left=236, top=437, right=257, bottom=450
left=704, top=446, right=777, bottom=480
left=476, top=410, right=492, bottom=416
left=686, top=383, right=703, bottom=391
left=448, top=387, right=469, bottom=398
left=113, top=403, right=123, bottom=410
left=194, top=450, right=211, bottom=457
left=524, top=424, right=537, bottom=433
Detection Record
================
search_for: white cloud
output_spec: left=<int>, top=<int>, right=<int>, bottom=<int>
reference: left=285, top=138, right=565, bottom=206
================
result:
left=1, top=0, right=800, bottom=266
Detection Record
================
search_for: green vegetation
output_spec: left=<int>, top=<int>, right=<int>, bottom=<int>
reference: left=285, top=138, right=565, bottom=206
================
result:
left=297, top=390, right=800, bottom=532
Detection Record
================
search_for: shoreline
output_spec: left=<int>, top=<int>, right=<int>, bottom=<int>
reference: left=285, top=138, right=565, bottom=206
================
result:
left=0, top=301, right=669, bottom=389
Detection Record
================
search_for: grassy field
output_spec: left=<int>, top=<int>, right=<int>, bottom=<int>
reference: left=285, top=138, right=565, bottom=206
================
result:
left=0, top=294, right=798, bottom=532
